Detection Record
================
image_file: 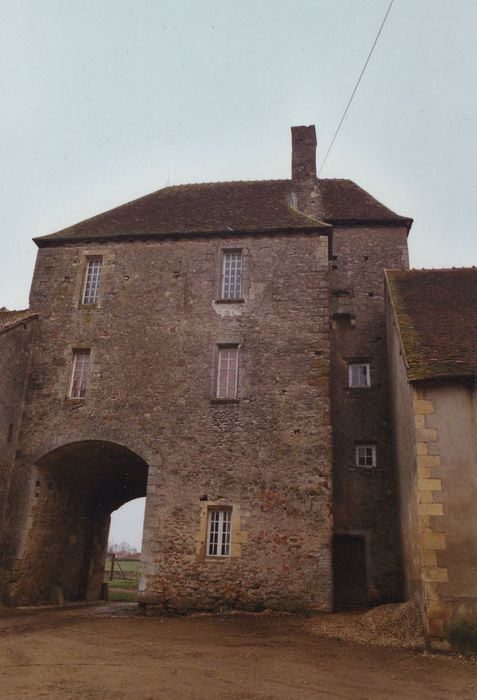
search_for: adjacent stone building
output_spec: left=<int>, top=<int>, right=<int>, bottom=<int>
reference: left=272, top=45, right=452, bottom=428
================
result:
left=0, top=125, right=414, bottom=616
left=386, top=268, right=477, bottom=649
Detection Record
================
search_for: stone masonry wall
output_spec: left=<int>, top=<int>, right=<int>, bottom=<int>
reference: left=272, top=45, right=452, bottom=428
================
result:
left=412, top=383, right=477, bottom=650
left=7, top=231, right=333, bottom=611
left=0, top=319, right=36, bottom=596
left=386, top=290, right=425, bottom=609
left=330, top=224, right=409, bottom=602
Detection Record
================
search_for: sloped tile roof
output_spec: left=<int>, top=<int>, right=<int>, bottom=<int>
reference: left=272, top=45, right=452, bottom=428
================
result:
left=386, top=268, right=477, bottom=382
left=34, top=179, right=410, bottom=247
left=0, top=309, right=38, bottom=333
left=320, top=179, right=411, bottom=225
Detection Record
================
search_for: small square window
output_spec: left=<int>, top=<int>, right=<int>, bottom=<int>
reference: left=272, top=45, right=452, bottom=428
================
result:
left=69, top=349, right=91, bottom=399
left=82, top=258, right=102, bottom=305
left=348, top=363, right=370, bottom=388
left=207, top=509, right=232, bottom=557
left=221, top=251, right=242, bottom=300
left=355, top=444, right=376, bottom=468
left=216, top=346, right=239, bottom=399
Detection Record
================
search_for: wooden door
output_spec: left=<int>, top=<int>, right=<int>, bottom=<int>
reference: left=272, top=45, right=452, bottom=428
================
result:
left=333, top=535, right=368, bottom=607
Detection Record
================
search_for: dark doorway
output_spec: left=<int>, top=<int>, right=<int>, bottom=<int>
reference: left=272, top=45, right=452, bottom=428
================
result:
left=333, top=534, right=368, bottom=608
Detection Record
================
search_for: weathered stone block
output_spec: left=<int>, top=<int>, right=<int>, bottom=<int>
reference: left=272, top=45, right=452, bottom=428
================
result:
left=418, top=478, right=442, bottom=491
left=417, top=455, right=441, bottom=468
left=413, top=400, right=434, bottom=415
left=419, top=503, right=444, bottom=517
left=421, top=532, right=446, bottom=550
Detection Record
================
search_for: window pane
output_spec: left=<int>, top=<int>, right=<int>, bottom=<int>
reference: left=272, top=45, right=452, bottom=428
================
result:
left=217, top=347, right=239, bottom=399
left=70, top=350, right=91, bottom=398
left=82, top=259, right=102, bottom=304
left=207, top=509, right=232, bottom=557
left=356, top=445, right=376, bottom=467
left=349, top=363, right=370, bottom=387
left=221, top=252, right=242, bottom=299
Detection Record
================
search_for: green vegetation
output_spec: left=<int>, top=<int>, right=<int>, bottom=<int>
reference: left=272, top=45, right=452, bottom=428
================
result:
left=108, top=578, right=137, bottom=591
left=105, top=558, right=140, bottom=574
left=104, top=558, right=139, bottom=601
left=446, top=620, right=477, bottom=652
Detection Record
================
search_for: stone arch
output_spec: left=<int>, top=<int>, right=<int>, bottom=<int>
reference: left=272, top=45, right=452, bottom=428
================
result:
left=8, top=440, right=149, bottom=605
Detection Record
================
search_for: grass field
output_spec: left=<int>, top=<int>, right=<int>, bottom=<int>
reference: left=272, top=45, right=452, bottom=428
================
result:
left=104, top=558, right=140, bottom=574
left=104, top=558, right=139, bottom=601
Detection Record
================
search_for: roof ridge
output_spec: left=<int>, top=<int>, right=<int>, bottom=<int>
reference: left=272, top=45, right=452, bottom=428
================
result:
left=162, top=178, right=291, bottom=189
left=404, top=266, right=477, bottom=272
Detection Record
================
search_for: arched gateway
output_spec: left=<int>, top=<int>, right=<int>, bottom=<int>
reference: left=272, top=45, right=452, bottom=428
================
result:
left=8, top=440, right=148, bottom=606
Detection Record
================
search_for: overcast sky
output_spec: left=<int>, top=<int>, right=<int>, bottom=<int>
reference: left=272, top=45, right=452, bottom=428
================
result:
left=2, top=0, right=476, bottom=549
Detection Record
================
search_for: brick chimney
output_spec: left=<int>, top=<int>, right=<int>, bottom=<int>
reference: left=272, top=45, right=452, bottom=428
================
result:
left=291, top=125, right=323, bottom=220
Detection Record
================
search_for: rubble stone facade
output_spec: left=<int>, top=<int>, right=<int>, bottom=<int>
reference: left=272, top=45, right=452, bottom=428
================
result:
left=0, top=125, right=413, bottom=614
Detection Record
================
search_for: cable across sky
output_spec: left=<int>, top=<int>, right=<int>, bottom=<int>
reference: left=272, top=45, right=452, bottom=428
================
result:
left=318, top=0, right=395, bottom=175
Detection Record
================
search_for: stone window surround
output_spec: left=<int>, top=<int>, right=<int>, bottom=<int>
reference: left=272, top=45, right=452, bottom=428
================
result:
left=73, top=247, right=116, bottom=310
left=215, top=246, right=247, bottom=303
left=195, top=501, right=248, bottom=561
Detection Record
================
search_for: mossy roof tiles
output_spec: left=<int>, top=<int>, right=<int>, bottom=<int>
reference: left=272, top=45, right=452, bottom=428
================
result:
left=34, top=179, right=411, bottom=246
left=0, top=309, right=38, bottom=333
left=386, top=268, right=477, bottom=382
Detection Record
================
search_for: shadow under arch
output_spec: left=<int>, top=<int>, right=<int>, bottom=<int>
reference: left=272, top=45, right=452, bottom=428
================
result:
left=19, top=440, right=149, bottom=605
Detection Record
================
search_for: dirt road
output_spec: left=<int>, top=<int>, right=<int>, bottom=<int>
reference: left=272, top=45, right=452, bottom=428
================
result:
left=0, top=603, right=476, bottom=699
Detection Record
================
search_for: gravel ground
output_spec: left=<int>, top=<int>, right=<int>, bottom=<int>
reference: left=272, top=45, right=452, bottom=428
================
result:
left=311, top=601, right=426, bottom=649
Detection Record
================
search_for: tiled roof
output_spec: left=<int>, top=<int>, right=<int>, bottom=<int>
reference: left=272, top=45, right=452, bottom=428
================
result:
left=34, top=179, right=410, bottom=246
left=320, top=179, right=412, bottom=226
left=386, top=268, right=477, bottom=382
left=0, top=309, right=38, bottom=333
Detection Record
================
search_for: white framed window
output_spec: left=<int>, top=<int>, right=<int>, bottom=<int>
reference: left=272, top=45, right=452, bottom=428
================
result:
left=216, top=346, right=239, bottom=399
left=348, top=363, right=370, bottom=388
left=82, top=258, right=102, bottom=305
left=355, top=444, right=376, bottom=468
left=221, top=251, right=242, bottom=300
left=69, top=349, right=91, bottom=398
left=207, top=509, right=232, bottom=557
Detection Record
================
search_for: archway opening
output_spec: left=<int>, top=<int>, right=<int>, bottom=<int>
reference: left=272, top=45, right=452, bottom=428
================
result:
left=21, top=440, right=148, bottom=605
left=106, top=497, right=146, bottom=601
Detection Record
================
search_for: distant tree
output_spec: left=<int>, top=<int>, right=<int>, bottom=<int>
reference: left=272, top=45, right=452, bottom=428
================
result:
left=108, top=541, right=138, bottom=555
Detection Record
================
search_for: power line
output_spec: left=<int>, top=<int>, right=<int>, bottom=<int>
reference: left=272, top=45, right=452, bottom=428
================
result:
left=318, top=0, right=395, bottom=176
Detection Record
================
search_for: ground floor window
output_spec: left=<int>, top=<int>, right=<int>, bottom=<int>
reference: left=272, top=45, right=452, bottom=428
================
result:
left=207, top=509, right=232, bottom=556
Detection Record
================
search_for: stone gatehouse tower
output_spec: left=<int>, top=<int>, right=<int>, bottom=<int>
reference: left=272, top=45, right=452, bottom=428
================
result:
left=0, top=126, right=412, bottom=611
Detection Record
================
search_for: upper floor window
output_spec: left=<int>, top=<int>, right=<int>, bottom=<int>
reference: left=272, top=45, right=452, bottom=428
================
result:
left=216, top=346, right=239, bottom=399
left=82, top=258, right=102, bottom=305
left=348, top=363, right=370, bottom=388
left=207, top=509, right=232, bottom=556
left=221, top=251, right=242, bottom=300
left=69, top=349, right=91, bottom=399
left=355, top=444, right=376, bottom=468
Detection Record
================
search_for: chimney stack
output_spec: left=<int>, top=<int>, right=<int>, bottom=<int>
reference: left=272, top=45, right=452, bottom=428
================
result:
left=290, top=125, right=323, bottom=220
left=291, top=125, right=317, bottom=182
